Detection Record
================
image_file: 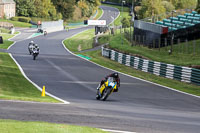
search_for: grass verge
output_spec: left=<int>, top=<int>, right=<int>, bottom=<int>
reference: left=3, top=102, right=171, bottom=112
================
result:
left=64, top=29, right=95, bottom=52
left=102, top=3, right=131, bottom=26
left=0, top=33, right=19, bottom=49
left=64, top=29, right=200, bottom=96
left=0, top=19, right=31, bottom=27
left=99, top=33, right=200, bottom=66
left=94, top=8, right=103, bottom=20
left=0, top=119, right=107, bottom=133
left=82, top=50, right=200, bottom=96
left=0, top=40, right=13, bottom=49
left=65, top=7, right=103, bottom=30
left=0, top=52, right=59, bottom=102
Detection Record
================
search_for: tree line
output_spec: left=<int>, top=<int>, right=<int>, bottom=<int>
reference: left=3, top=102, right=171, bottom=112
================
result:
left=103, top=0, right=198, bottom=19
left=134, top=0, right=197, bottom=19
left=13, top=0, right=101, bottom=21
left=13, top=0, right=200, bottom=21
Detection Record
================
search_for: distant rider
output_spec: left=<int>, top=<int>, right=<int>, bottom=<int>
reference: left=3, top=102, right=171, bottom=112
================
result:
left=44, top=31, right=47, bottom=36
left=96, top=72, right=120, bottom=98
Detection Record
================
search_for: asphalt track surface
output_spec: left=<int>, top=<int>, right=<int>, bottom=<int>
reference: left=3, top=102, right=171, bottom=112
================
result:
left=1, top=6, right=200, bottom=133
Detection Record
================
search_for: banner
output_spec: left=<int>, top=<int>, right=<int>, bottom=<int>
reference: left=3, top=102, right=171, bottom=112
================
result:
left=88, top=20, right=106, bottom=26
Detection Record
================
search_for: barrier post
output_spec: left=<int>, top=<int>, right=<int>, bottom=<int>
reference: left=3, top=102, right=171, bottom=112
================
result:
left=159, top=38, right=161, bottom=51
left=193, top=40, right=196, bottom=55
left=41, top=86, right=45, bottom=97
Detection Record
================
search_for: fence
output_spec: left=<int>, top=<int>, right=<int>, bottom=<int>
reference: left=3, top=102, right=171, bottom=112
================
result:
left=102, top=47, right=200, bottom=86
left=123, top=30, right=200, bottom=55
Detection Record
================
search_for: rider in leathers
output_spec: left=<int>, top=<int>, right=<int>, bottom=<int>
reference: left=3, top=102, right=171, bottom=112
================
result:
left=96, top=72, right=120, bottom=98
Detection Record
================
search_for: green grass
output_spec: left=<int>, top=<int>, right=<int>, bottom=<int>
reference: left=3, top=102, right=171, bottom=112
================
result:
left=0, top=40, right=13, bottom=49
left=0, top=33, right=18, bottom=49
left=94, top=8, right=103, bottom=20
left=99, top=34, right=200, bottom=66
left=30, top=17, right=53, bottom=23
left=0, top=19, right=31, bottom=27
left=65, top=25, right=87, bottom=29
left=102, top=3, right=131, bottom=26
left=0, top=52, right=59, bottom=103
left=0, top=28, right=10, bottom=33
left=0, top=119, right=107, bottom=133
left=65, top=8, right=103, bottom=30
left=64, top=29, right=200, bottom=96
left=64, top=29, right=95, bottom=52
left=82, top=50, right=200, bottom=96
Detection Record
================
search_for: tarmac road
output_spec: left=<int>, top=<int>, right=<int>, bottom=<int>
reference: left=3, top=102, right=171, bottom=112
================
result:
left=1, top=6, right=200, bottom=133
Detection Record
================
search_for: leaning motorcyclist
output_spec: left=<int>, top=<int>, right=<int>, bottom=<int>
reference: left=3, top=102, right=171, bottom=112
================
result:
left=96, top=72, right=120, bottom=98
left=29, top=40, right=34, bottom=46
left=32, top=44, right=40, bottom=53
left=28, top=41, right=35, bottom=54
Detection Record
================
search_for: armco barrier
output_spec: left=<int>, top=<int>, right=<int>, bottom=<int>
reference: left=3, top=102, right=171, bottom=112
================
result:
left=102, top=47, right=200, bottom=86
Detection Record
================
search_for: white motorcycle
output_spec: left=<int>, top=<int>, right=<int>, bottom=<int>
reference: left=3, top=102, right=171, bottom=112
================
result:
left=32, top=49, right=39, bottom=60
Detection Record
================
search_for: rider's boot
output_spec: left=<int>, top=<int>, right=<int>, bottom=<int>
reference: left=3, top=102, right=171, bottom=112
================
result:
left=96, top=84, right=101, bottom=99
left=114, top=88, right=118, bottom=92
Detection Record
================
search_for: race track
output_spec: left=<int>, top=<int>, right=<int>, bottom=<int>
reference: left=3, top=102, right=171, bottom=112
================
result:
left=1, top=6, right=200, bottom=133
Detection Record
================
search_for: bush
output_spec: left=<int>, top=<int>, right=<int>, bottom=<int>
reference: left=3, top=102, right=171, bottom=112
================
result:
left=10, top=17, right=31, bottom=23
left=10, top=17, right=19, bottom=21
left=18, top=17, right=31, bottom=23
left=121, top=17, right=130, bottom=28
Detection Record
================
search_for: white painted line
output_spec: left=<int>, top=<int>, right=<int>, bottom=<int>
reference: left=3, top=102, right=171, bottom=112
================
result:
left=26, top=29, right=38, bottom=32
left=7, top=41, right=16, bottom=50
left=27, top=33, right=43, bottom=39
left=59, top=81, right=142, bottom=85
left=8, top=31, right=21, bottom=41
left=7, top=31, right=21, bottom=50
left=9, top=53, right=70, bottom=104
left=101, top=129, right=136, bottom=133
left=98, top=7, right=104, bottom=20
left=0, top=99, right=66, bottom=105
left=6, top=29, right=71, bottom=104
left=108, top=7, right=120, bottom=25
left=62, top=32, right=200, bottom=100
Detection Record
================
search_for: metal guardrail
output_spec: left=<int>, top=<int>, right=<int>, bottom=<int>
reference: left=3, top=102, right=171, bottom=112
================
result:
left=102, top=47, right=200, bottom=86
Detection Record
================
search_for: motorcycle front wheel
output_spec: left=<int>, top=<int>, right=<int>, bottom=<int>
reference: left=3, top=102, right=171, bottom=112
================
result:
left=33, top=55, right=36, bottom=60
left=100, top=87, right=112, bottom=101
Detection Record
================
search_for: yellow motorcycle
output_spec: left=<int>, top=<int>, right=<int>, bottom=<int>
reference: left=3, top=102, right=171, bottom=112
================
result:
left=96, top=77, right=117, bottom=101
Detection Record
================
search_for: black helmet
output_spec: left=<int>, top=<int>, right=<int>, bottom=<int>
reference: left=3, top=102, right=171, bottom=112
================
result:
left=114, top=72, right=118, bottom=78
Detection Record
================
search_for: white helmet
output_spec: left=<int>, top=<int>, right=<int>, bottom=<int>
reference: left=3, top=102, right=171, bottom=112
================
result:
left=31, top=41, right=34, bottom=43
left=35, top=44, right=38, bottom=47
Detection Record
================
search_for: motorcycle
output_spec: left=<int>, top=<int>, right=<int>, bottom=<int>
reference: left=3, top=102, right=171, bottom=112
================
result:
left=96, top=77, right=117, bottom=101
left=28, top=44, right=34, bottom=55
left=32, top=50, right=39, bottom=60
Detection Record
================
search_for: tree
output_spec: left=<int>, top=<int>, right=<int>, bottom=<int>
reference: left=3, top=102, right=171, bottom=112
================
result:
left=77, top=0, right=89, bottom=17
left=14, top=0, right=36, bottom=17
left=197, top=0, right=200, bottom=13
left=138, top=0, right=166, bottom=19
left=52, top=0, right=75, bottom=20
left=167, top=0, right=197, bottom=9
left=14, top=0, right=59, bottom=19
left=34, top=0, right=58, bottom=18
left=86, top=0, right=101, bottom=9
left=162, top=1, right=175, bottom=13
left=76, top=0, right=101, bottom=17
left=121, top=17, right=130, bottom=28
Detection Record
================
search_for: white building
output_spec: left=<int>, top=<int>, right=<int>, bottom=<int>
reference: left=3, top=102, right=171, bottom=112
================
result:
left=0, top=0, right=16, bottom=19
